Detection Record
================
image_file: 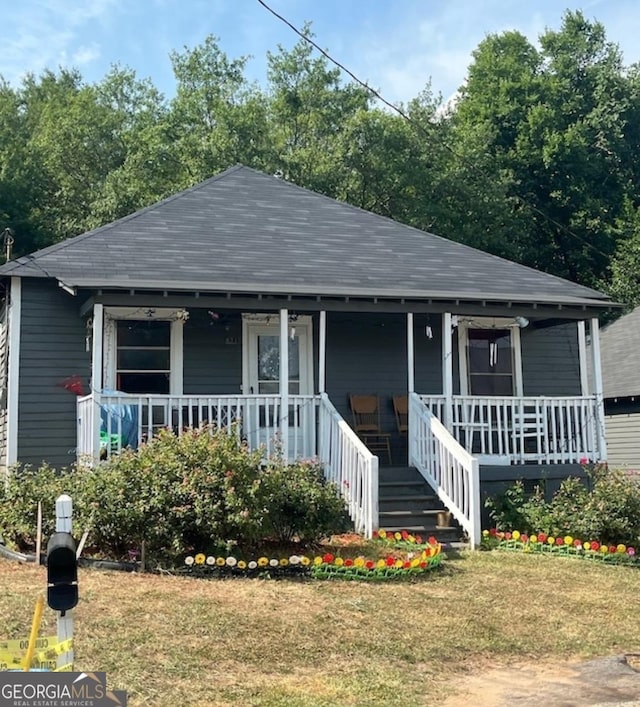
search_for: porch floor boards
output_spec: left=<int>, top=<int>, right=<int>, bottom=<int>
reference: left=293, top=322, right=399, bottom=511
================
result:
left=378, top=466, right=465, bottom=546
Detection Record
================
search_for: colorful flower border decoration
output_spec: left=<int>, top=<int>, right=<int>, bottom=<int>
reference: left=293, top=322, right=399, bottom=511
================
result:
left=372, top=529, right=435, bottom=550
left=181, top=540, right=444, bottom=581
left=482, top=529, right=639, bottom=566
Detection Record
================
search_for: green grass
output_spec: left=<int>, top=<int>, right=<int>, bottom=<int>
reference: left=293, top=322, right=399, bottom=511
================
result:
left=1, top=551, right=639, bottom=705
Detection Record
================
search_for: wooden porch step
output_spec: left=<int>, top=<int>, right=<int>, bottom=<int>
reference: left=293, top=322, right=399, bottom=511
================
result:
left=379, top=509, right=445, bottom=519
left=378, top=480, right=430, bottom=490
left=376, top=465, right=467, bottom=544
left=380, top=523, right=463, bottom=544
left=378, top=466, right=425, bottom=483
left=379, top=494, right=436, bottom=503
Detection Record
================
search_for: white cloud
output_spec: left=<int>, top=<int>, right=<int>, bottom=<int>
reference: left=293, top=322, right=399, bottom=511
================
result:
left=0, top=0, right=119, bottom=84
left=344, top=0, right=640, bottom=106
left=72, top=44, right=101, bottom=67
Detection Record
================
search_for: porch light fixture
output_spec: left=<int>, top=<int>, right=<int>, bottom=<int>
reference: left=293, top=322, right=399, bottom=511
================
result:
left=425, top=325, right=433, bottom=339
left=515, top=316, right=529, bottom=328
left=290, top=326, right=296, bottom=340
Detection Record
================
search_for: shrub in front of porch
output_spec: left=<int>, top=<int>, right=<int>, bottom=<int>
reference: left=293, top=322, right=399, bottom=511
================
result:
left=258, top=459, right=351, bottom=543
left=485, top=466, right=640, bottom=546
left=0, top=463, right=77, bottom=551
left=74, top=427, right=268, bottom=560
left=1, top=427, right=352, bottom=563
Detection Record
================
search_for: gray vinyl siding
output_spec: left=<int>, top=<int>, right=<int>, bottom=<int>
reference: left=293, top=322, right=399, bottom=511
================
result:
left=520, top=322, right=581, bottom=396
left=414, top=315, right=445, bottom=394
left=18, top=279, right=90, bottom=468
left=325, top=312, right=407, bottom=434
left=183, top=310, right=243, bottom=394
left=604, top=412, right=640, bottom=471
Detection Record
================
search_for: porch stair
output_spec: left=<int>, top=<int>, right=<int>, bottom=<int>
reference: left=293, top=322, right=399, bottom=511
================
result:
left=378, top=466, right=465, bottom=546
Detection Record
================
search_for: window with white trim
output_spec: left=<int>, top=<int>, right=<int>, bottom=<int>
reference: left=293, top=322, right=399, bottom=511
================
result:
left=102, top=308, right=185, bottom=394
left=458, top=318, right=523, bottom=396
left=467, top=328, right=514, bottom=395
left=116, top=320, right=171, bottom=393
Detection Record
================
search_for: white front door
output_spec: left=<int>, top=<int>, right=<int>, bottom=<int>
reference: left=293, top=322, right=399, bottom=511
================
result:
left=242, top=314, right=314, bottom=456
left=243, top=315, right=313, bottom=395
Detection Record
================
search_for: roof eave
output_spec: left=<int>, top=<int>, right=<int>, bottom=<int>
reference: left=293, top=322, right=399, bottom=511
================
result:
left=57, top=276, right=618, bottom=311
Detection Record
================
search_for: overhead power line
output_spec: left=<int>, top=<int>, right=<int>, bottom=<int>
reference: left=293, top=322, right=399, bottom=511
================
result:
left=255, top=0, right=610, bottom=263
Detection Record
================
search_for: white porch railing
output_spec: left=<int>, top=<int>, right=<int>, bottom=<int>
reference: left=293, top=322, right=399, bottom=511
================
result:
left=77, top=392, right=320, bottom=461
left=318, top=393, right=378, bottom=537
left=409, top=393, right=481, bottom=546
left=77, top=391, right=379, bottom=538
left=420, top=395, right=602, bottom=465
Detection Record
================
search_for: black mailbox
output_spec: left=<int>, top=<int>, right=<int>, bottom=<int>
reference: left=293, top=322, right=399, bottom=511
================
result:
left=46, top=532, right=78, bottom=612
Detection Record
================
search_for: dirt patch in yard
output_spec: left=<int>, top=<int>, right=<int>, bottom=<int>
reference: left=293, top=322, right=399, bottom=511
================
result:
left=444, top=655, right=640, bottom=706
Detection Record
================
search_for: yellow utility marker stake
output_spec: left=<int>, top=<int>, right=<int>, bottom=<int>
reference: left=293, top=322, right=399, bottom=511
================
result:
left=22, top=594, right=44, bottom=671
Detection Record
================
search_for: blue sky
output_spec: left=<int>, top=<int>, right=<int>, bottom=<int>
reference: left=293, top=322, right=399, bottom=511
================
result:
left=1, top=0, right=639, bottom=104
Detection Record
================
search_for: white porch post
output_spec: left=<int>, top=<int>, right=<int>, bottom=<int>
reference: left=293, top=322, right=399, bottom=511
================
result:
left=91, top=305, right=104, bottom=461
left=577, top=320, right=589, bottom=397
left=590, top=317, right=607, bottom=462
left=91, top=304, right=104, bottom=394
left=407, top=312, right=415, bottom=466
left=442, top=312, right=453, bottom=429
left=319, top=310, right=326, bottom=394
left=407, top=313, right=414, bottom=394
left=6, top=277, right=21, bottom=469
left=279, top=308, right=289, bottom=459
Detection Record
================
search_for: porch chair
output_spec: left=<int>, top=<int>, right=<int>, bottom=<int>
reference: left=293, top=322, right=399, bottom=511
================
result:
left=349, top=394, right=393, bottom=465
left=392, top=395, right=409, bottom=436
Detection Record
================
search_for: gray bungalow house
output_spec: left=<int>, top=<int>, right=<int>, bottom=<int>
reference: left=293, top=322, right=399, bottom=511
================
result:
left=0, top=165, right=616, bottom=545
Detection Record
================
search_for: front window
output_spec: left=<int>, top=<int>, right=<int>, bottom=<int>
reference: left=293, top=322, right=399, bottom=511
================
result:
left=466, top=328, right=514, bottom=395
left=115, top=320, right=171, bottom=393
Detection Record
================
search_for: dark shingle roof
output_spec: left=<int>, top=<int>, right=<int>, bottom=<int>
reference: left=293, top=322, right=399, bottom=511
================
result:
left=0, top=165, right=612, bottom=307
left=599, top=307, right=640, bottom=398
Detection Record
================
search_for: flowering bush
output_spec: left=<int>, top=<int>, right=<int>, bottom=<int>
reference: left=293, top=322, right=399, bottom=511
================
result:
left=182, top=538, right=444, bottom=581
left=73, top=426, right=266, bottom=559
left=1, top=427, right=354, bottom=561
left=485, top=467, right=640, bottom=546
left=482, top=528, right=639, bottom=566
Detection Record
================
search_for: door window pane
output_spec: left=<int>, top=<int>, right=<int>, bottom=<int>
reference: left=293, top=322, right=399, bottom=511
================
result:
left=257, top=335, right=300, bottom=393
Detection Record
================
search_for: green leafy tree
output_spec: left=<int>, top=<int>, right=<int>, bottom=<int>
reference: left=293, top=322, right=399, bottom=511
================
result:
left=453, top=11, right=640, bottom=288
left=167, top=35, right=270, bottom=184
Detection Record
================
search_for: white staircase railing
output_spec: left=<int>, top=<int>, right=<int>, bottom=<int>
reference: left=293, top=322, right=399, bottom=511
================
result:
left=318, top=393, right=379, bottom=538
left=409, top=392, right=481, bottom=547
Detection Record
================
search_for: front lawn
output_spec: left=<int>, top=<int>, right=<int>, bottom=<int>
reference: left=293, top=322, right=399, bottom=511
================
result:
left=1, top=551, right=638, bottom=706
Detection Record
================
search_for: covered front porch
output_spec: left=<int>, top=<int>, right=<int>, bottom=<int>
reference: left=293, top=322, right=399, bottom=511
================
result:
left=77, top=302, right=608, bottom=548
